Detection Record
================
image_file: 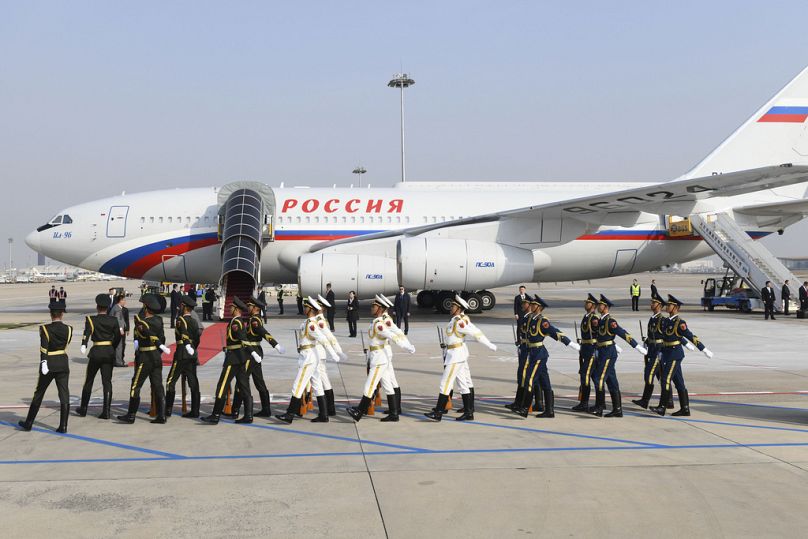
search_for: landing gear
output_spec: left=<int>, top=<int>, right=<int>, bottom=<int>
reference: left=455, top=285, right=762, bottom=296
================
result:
left=416, top=290, right=435, bottom=309
left=430, top=290, right=488, bottom=314
left=461, top=292, right=482, bottom=313
left=478, top=290, right=496, bottom=310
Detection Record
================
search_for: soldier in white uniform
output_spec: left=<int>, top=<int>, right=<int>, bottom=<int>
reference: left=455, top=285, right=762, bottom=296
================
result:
left=315, top=294, right=348, bottom=416
left=377, top=295, right=414, bottom=418
left=275, top=297, right=339, bottom=424
left=425, top=295, right=497, bottom=422
left=346, top=296, right=413, bottom=421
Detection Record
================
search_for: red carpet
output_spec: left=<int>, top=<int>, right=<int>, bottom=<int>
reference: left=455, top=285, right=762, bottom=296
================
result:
left=127, top=322, right=227, bottom=367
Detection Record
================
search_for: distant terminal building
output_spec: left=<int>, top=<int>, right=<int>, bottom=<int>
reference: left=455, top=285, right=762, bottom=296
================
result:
left=778, top=257, right=808, bottom=271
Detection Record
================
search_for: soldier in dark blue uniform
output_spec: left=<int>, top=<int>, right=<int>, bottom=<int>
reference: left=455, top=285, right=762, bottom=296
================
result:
left=589, top=295, right=647, bottom=417
left=76, top=294, right=121, bottom=419
left=515, top=297, right=579, bottom=418
left=165, top=294, right=202, bottom=418
left=650, top=295, right=714, bottom=417
left=571, top=293, right=599, bottom=412
left=19, top=300, right=72, bottom=433
left=632, top=291, right=667, bottom=410
left=117, top=294, right=170, bottom=424
left=505, top=294, right=533, bottom=411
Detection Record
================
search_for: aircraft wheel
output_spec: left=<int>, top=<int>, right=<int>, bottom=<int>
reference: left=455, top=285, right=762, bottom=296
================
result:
left=416, top=290, right=435, bottom=309
left=478, top=290, right=495, bottom=310
left=437, top=291, right=454, bottom=314
left=464, top=292, right=483, bottom=314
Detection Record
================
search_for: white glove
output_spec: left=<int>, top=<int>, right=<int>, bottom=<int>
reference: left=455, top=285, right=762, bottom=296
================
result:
left=330, top=352, right=341, bottom=362
left=635, top=345, right=648, bottom=356
left=568, top=342, right=581, bottom=352
left=615, top=345, right=623, bottom=354
left=486, top=343, right=497, bottom=352
left=406, top=344, right=416, bottom=354
left=251, top=351, right=262, bottom=363
left=274, top=343, right=286, bottom=354
left=685, top=341, right=696, bottom=351
left=159, top=344, right=171, bottom=354
left=337, top=351, right=348, bottom=362
left=185, top=344, right=195, bottom=355
left=703, top=348, right=714, bottom=359
left=40, top=360, right=49, bottom=375
left=80, top=345, right=87, bottom=356
left=133, top=341, right=139, bottom=352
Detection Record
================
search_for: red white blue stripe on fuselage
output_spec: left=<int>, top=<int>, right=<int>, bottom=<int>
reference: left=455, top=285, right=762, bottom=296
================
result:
left=98, top=228, right=772, bottom=279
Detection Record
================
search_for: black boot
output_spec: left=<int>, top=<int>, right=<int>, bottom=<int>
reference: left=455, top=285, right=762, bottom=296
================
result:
left=150, top=395, right=167, bottom=424
left=310, top=396, right=329, bottom=422
left=605, top=388, right=623, bottom=417
left=183, top=390, right=201, bottom=418
left=229, top=392, right=241, bottom=420
left=534, top=385, right=544, bottom=413
left=672, top=389, right=691, bottom=416
left=588, top=390, right=605, bottom=417
left=536, top=390, right=554, bottom=418
left=381, top=394, right=399, bottom=422
left=56, top=401, right=69, bottom=433
left=515, top=386, right=533, bottom=418
left=666, top=393, right=675, bottom=409
left=255, top=389, right=272, bottom=417
left=424, top=394, right=449, bottom=421
left=457, top=387, right=475, bottom=414
left=17, top=420, right=32, bottom=431
left=456, top=392, right=474, bottom=421
left=571, top=385, right=590, bottom=412
left=324, top=388, right=337, bottom=417
left=650, top=388, right=668, bottom=416
left=75, top=391, right=90, bottom=417
left=632, top=384, right=653, bottom=409
left=394, top=387, right=402, bottom=415
left=506, top=386, right=524, bottom=411
left=347, top=396, right=372, bottom=422
left=117, top=397, right=140, bottom=423
left=19, top=400, right=41, bottom=431
left=201, top=396, right=223, bottom=423
left=98, top=390, right=112, bottom=419
left=275, top=396, right=302, bottom=424
left=236, top=394, right=254, bottom=423
left=165, top=391, right=175, bottom=418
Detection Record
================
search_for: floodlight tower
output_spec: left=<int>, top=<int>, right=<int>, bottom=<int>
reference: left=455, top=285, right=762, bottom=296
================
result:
left=387, top=73, right=415, bottom=182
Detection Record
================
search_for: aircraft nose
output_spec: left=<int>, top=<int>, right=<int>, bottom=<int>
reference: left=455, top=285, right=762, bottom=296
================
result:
left=25, top=230, right=40, bottom=251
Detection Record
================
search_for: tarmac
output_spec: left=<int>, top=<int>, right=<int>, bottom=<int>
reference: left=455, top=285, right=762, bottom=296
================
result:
left=1, top=273, right=807, bottom=538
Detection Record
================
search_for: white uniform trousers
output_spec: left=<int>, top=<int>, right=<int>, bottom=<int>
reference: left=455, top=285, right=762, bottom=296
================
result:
left=291, top=358, right=324, bottom=398
left=315, top=345, right=333, bottom=391
left=439, top=360, right=473, bottom=395
left=363, top=361, right=395, bottom=399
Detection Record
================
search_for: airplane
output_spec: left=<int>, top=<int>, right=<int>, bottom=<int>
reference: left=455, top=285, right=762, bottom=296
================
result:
left=25, top=66, right=808, bottom=314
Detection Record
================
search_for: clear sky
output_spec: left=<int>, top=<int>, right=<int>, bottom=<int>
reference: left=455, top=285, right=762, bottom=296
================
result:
left=2, top=0, right=808, bottom=267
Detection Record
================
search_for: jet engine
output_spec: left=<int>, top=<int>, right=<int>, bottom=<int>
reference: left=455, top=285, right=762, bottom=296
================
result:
left=298, top=253, right=398, bottom=297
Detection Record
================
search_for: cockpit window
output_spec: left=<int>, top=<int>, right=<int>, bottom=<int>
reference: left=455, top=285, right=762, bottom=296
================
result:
left=51, top=215, right=63, bottom=225
left=36, top=213, right=72, bottom=232
left=62, top=215, right=73, bottom=224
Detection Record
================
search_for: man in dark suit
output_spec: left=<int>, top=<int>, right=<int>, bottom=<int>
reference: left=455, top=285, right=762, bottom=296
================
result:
left=781, top=280, right=791, bottom=316
left=325, top=283, right=336, bottom=330
left=257, top=286, right=267, bottom=320
left=346, top=291, right=359, bottom=337
left=394, top=285, right=411, bottom=335
left=800, top=281, right=808, bottom=313
left=170, top=284, right=181, bottom=328
left=761, top=281, right=776, bottom=320
left=650, top=279, right=658, bottom=298
left=513, top=285, right=528, bottom=320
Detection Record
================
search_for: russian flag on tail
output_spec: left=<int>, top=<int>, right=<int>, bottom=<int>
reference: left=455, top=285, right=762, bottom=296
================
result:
left=757, top=106, right=808, bottom=123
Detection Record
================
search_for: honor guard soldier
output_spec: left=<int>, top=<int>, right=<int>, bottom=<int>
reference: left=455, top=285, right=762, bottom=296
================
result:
left=230, top=296, right=286, bottom=418
left=76, top=294, right=122, bottom=419
left=632, top=291, right=667, bottom=410
left=506, top=294, right=533, bottom=412
left=275, top=297, right=340, bottom=424
left=515, top=296, right=579, bottom=418
left=588, top=295, right=647, bottom=417
left=378, top=295, right=414, bottom=418
left=315, top=294, right=349, bottom=416
left=165, top=294, right=202, bottom=418
left=650, top=295, right=713, bottom=416
left=118, top=294, right=171, bottom=424
left=425, top=295, right=497, bottom=422
left=346, top=295, right=414, bottom=422
left=571, top=294, right=599, bottom=412
left=19, top=300, right=72, bottom=433
left=201, top=297, right=255, bottom=424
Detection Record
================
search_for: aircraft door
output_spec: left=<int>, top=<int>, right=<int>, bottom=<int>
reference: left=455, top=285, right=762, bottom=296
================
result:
left=162, top=255, right=188, bottom=282
left=106, top=206, right=129, bottom=238
left=610, top=249, right=637, bottom=276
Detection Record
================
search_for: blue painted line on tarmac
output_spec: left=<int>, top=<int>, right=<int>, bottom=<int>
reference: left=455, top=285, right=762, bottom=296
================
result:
left=0, top=420, right=184, bottom=459
left=241, top=422, right=428, bottom=452
left=623, top=412, right=808, bottom=435
left=400, top=413, right=665, bottom=447
left=689, top=398, right=808, bottom=412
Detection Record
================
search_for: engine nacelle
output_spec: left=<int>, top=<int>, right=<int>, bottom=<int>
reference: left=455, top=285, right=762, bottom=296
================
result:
left=397, top=238, right=535, bottom=291
left=298, top=253, right=398, bottom=298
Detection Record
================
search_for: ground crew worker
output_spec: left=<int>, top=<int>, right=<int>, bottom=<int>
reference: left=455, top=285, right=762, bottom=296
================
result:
left=571, top=294, right=599, bottom=412
left=505, top=294, right=532, bottom=412
left=630, top=279, right=641, bottom=311
left=632, top=291, right=667, bottom=410
left=117, top=294, right=170, bottom=424
left=515, top=296, right=579, bottom=418
left=346, top=295, right=415, bottom=422
left=275, top=297, right=339, bottom=423
left=18, top=299, right=72, bottom=433
left=230, top=296, right=285, bottom=418
left=589, top=295, right=647, bottom=417
left=315, top=294, right=348, bottom=416
left=376, top=294, right=414, bottom=418
left=425, top=295, right=497, bottom=422
left=201, top=297, right=255, bottom=424
left=165, top=295, right=202, bottom=418
left=650, top=295, right=714, bottom=417
left=76, top=294, right=121, bottom=419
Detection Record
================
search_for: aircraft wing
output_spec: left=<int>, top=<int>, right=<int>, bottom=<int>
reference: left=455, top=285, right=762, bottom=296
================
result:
left=733, top=197, right=808, bottom=216
left=310, top=165, right=808, bottom=250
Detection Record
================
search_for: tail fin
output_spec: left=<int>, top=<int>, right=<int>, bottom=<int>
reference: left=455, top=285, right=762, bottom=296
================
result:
left=685, top=65, right=808, bottom=178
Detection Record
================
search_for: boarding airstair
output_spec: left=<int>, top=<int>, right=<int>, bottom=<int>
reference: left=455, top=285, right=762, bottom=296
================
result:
left=216, top=182, right=276, bottom=319
left=690, top=212, right=799, bottom=305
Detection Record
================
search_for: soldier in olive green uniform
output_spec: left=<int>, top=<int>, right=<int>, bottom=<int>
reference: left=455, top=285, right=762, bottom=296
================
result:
left=76, top=293, right=121, bottom=419
left=166, top=295, right=202, bottom=418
